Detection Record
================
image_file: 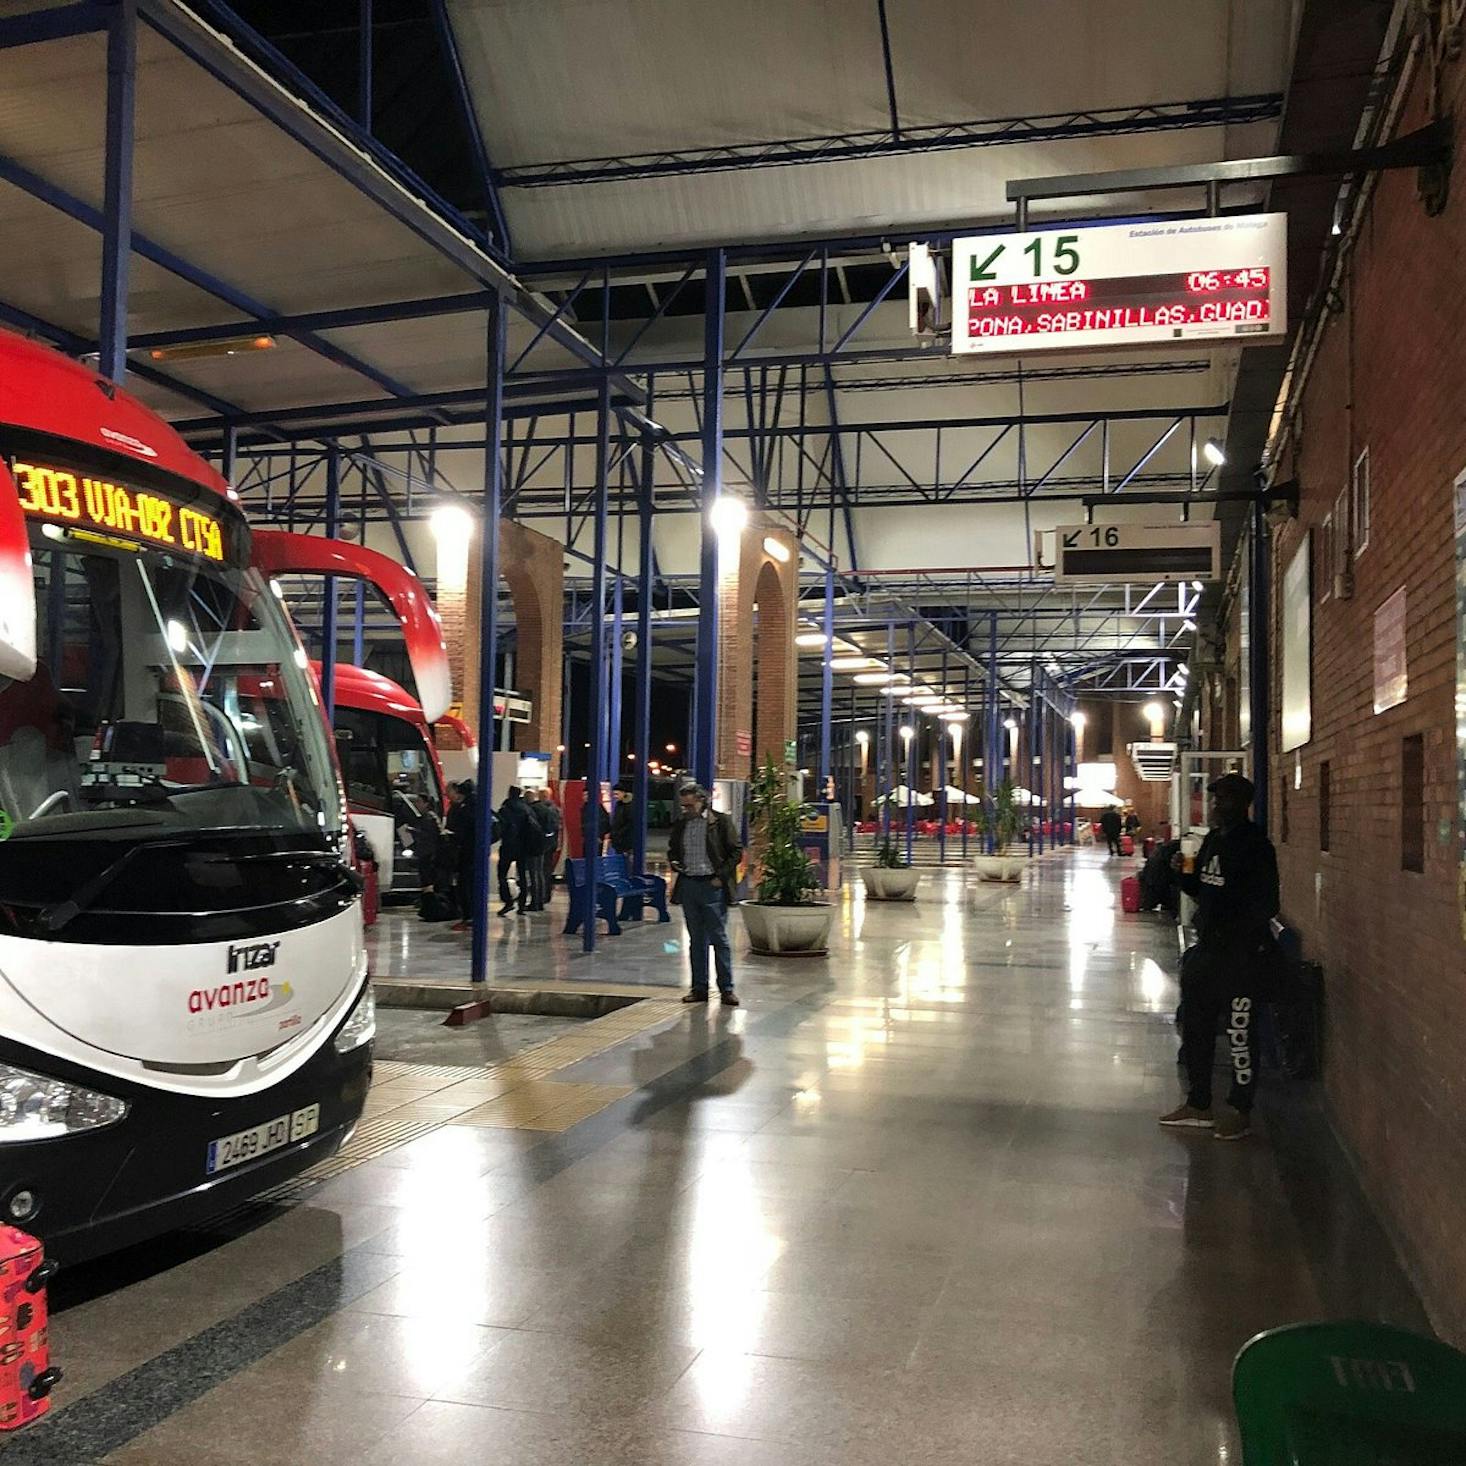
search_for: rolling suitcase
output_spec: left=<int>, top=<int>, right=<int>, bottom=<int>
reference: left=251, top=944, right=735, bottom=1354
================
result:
left=1120, top=835, right=1135, bottom=856
left=1120, top=876, right=1141, bottom=913
left=0, top=1228, right=60, bottom=1431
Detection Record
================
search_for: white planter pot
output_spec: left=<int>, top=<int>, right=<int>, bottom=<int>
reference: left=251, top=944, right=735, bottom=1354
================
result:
left=741, top=902, right=834, bottom=956
left=861, top=867, right=922, bottom=902
left=974, top=853, right=1025, bottom=883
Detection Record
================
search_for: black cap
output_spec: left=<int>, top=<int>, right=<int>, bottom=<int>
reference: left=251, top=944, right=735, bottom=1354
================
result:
left=1207, top=772, right=1254, bottom=804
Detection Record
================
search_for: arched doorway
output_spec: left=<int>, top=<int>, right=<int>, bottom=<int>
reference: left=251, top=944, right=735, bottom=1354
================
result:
left=750, top=557, right=789, bottom=773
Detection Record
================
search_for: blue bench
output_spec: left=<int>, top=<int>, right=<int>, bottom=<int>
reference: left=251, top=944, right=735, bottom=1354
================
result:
left=562, top=856, right=643, bottom=938
left=600, top=853, right=670, bottom=925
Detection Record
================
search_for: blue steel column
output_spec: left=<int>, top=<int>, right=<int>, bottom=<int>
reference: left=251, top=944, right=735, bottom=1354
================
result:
left=608, top=577, right=624, bottom=784
left=961, top=665, right=971, bottom=859
left=582, top=377, right=612, bottom=951
left=692, top=249, right=725, bottom=791
left=937, top=649, right=948, bottom=863
left=470, top=294, right=507, bottom=984
left=320, top=446, right=341, bottom=720
left=819, top=562, right=834, bottom=789
left=1250, top=499, right=1270, bottom=834
left=632, top=426, right=655, bottom=875
left=881, top=619, right=895, bottom=845
left=99, top=0, right=137, bottom=384
left=904, top=622, right=916, bottom=865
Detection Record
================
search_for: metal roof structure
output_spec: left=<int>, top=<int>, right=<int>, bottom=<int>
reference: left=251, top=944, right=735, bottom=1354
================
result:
left=0, top=0, right=1376, bottom=751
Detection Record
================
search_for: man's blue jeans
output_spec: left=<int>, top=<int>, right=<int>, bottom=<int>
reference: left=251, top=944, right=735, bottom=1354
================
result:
left=680, top=877, right=734, bottom=996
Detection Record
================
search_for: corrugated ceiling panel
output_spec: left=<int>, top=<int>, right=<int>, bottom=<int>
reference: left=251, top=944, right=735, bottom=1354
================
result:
left=449, top=0, right=1293, bottom=255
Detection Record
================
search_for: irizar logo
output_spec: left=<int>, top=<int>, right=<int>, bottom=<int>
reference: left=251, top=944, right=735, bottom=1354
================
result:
left=1228, top=996, right=1253, bottom=1087
left=228, top=941, right=280, bottom=974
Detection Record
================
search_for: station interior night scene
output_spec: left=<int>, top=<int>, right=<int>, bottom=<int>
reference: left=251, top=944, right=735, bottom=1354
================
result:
left=1, top=1, right=1466, bottom=1461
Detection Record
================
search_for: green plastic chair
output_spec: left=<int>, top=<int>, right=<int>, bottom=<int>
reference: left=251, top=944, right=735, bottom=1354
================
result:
left=1234, top=1321, right=1466, bottom=1464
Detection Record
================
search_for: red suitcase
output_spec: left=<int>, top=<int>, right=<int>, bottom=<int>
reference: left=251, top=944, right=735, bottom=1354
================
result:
left=0, top=1228, right=60, bottom=1431
left=1120, top=876, right=1141, bottom=913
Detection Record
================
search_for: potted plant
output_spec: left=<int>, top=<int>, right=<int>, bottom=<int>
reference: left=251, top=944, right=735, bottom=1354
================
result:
left=740, top=758, right=833, bottom=955
left=862, top=839, right=921, bottom=901
left=974, top=779, right=1025, bottom=882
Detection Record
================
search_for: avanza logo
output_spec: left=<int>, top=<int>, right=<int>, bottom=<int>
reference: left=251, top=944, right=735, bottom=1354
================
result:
left=189, top=977, right=269, bottom=1014
left=228, top=941, right=280, bottom=974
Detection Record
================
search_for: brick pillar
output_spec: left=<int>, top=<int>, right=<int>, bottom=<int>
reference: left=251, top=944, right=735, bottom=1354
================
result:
left=715, top=526, right=799, bottom=779
left=449, top=520, right=564, bottom=771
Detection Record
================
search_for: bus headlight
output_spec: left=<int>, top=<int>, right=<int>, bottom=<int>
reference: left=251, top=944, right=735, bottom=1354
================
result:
left=0, top=1061, right=129, bottom=1141
left=334, top=983, right=375, bottom=1054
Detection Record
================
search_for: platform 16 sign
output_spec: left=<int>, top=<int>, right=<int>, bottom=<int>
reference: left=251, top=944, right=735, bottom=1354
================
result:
left=1055, top=522, right=1221, bottom=586
left=951, top=214, right=1287, bottom=355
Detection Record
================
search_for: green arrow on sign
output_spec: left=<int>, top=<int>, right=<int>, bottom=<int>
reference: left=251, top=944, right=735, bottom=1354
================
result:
left=969, top=244, right=1005, bottom=282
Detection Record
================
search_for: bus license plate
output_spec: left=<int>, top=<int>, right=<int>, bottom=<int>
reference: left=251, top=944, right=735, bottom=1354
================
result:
left=206, top=1104, right=320, bottom=1175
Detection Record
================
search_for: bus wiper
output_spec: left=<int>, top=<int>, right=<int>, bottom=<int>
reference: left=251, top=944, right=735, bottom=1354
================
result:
left=39, top=837, right=192, bottom=933
left=78, top=777, right=240, bottom=805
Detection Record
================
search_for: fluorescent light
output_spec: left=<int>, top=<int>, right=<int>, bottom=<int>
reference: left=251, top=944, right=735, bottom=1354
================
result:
left=166, top=619, right=188, bottom=653
left=1069, top=711, right=1087, bottom=730
left=855, top=730, right=869, bottom=745
left=899, top=725, right=914, bottom=740
left=1143, top=701, right=1164, bottom=723
left=710, top=495, right=748, bottom=538
left=1202, top=438, right=1226, bottom=468
left=1183, top=619, right=1198, bottom=632
left=1003, top=717, right=1017, bottom=731
left=794, top=632, right=829, bottom=648
left=832, top=655, right=875, bottom=671
left=854, top=671, right=894, bottom=685
left=941, top=711, right=969, bottom=723
left=1191, top=580, right=1204, bottom=592
left=148, top=333, right=276, bottom=363
left=762, top=536, right=791, bottom=563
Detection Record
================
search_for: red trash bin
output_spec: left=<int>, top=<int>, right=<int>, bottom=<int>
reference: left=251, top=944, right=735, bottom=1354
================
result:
left=1120, top=834, right=1135, bottom=856
left=1143, top=836, right=1156, bottom=858
left=1120, top=876, right=1141, bottom=913
left=0, top=1228, right=61, bottom=1431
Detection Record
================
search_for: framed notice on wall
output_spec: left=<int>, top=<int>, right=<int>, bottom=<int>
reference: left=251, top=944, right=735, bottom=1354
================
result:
left=1373, top=587, right=1408, bottom=714
left=1280, top=535, right=1312, bottom=752
left=1454, top=470, right=1466, bottom=940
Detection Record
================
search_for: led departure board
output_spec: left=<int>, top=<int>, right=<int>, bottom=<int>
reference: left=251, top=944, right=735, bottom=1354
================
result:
left=951, top=214, right=1286, bottom=355
left=11, top=460, right=227, bottom=562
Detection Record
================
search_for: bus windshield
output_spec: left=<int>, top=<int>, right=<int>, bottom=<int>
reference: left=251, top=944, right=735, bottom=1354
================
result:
left=0, top=531, right=342, bottom=842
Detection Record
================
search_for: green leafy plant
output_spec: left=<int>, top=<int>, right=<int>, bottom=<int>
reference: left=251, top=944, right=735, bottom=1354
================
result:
left=875, top=838, right=909, bottom=870
left=976, top=778, right=1022, bottom=856
left=748, top=757, right=820, bottom=906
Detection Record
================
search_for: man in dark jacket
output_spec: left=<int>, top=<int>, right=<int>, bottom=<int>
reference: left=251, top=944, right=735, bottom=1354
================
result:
left=524, top=788, right=558, bottom=911
left=668, top=783, right=743, bottom=1006
left=446, top=780, right=476, bottom=930
left=609, top=783, right=635, bottom=857
left=1160, top=772, right=1279, bottom=1141
left=1099, top=805, right=1123, bottom=856
left=496, top=786, right=544, bottom=915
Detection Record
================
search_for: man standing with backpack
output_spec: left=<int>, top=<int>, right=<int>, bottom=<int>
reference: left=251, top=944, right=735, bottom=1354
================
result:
left=1159, top=773, right=1279, bottom=1142
left=496, top=786, right=543, bottom=916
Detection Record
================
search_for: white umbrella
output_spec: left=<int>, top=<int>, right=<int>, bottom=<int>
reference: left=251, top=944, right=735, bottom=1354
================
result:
left=943, top=785, right=982, bottom=805
left=876, top=785, right=934, bottom=808
left=1072, top=788, right=1125, bottom=808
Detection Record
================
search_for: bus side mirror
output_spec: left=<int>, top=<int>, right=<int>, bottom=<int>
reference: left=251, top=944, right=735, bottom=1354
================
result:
left=0, top=464, right=37, bottom=682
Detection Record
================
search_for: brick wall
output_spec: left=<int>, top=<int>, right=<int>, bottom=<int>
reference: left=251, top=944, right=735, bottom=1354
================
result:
left=1257, top=62, right=1466, bottom=1342
left=1077, top=699, right=1170, bottom=832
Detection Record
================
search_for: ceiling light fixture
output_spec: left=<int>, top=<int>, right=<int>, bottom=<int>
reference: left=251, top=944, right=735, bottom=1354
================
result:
left=1202, top=438, right=1227, bottom=468
left=147, top=333, right=277, bottom=363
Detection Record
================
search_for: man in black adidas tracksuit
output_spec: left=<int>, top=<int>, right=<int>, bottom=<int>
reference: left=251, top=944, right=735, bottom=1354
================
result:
left=1159, top=772, right=1279, bottom=1142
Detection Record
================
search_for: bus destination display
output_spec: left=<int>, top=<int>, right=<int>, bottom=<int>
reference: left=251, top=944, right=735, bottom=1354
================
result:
left=12, top=460, right=226, bottom=562
left=951, top=214, right=1286, bottom=356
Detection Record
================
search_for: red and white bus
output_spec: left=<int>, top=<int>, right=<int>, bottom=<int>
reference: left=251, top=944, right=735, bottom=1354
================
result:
left=0, top=331, right=445, bottom=1262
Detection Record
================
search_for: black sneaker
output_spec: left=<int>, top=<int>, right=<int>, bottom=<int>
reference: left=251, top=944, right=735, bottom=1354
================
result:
left=681, top=992, right=709, bottom=1004
left=719, top=991, right=740, bottom=1007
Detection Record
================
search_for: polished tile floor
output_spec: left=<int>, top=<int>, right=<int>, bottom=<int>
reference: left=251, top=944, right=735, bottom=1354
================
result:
left=29, top=850, right=1406, bottom=1465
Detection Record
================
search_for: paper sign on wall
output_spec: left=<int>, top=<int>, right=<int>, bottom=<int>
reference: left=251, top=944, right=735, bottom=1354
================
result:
left=1373, top=587, right=1408, bottom=714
